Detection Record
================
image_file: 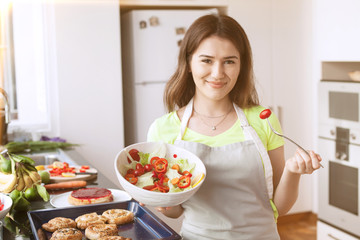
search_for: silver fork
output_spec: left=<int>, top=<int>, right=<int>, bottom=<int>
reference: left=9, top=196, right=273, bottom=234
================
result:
left=265, top=118, right=324, bottom=168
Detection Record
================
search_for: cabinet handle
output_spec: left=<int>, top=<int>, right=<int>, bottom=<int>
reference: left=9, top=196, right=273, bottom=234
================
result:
left=327, top=234, right=340, bottom=240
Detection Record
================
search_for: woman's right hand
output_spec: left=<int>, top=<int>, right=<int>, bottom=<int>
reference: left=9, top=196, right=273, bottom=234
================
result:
left=155, top=205, right=184, bottom=218
left=140, top=202, right=184, bottom=218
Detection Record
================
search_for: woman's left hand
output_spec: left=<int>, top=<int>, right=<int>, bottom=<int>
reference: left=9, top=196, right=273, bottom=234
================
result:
left=285, top=148, right=322, bottom=174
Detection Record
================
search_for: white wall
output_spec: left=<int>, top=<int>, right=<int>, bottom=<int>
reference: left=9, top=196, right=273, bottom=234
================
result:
left=228, top=0, right=273, bottom=107
left=229, top=0, right=315, bottom=214
left=271, top=0, right=315, bottom=213
left=51, top=0, right=124, bottom=185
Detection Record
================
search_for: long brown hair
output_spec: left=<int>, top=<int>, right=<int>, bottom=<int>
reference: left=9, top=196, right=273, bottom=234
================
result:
left=164, top=14, right=259, bottom=112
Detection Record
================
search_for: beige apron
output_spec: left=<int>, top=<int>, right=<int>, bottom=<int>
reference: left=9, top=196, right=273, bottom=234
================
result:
left=175, top=99, right=280, bottom=240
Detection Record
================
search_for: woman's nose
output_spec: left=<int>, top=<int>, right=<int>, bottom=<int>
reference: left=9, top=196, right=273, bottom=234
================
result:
left=211, top=62, right=225, bottom=79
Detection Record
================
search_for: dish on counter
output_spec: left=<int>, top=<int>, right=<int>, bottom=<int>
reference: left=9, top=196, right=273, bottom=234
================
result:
left=0, top=193, right=13, bottom=219
left=28, top=200, right=182, bottom=240
left=50, top=189, right=132, bottom=208
left=44, top=163, right=98, bottom=182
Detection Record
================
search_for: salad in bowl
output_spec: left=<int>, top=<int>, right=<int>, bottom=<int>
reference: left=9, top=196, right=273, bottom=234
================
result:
left=114, top=142, right=206, bottom=207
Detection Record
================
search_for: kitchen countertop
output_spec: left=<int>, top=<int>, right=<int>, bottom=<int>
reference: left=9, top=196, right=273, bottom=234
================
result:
left=1, top=149, right=120, bottom=240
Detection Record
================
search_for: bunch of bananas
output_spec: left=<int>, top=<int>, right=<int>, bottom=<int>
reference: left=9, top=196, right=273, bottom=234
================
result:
left=0, top=153, right=41, bottom=193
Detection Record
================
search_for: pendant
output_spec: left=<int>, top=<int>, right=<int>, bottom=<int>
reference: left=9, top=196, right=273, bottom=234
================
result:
left=212, top=126, right=216, bottom=130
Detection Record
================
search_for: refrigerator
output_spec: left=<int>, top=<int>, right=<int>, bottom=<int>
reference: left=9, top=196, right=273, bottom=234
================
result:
left=121, top=8, right=218, bottom=146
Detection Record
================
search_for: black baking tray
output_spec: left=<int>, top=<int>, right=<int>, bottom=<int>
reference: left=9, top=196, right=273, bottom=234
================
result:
left=27, top=200, right=182, bottom=240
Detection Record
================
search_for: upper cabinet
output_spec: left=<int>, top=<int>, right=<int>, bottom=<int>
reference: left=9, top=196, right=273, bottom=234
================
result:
left=315, top=0, right=360, bottom=61
left=120, top=0, right=228, bottom=7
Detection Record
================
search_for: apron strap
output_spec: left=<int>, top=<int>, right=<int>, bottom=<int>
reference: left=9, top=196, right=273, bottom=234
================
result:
left=234, top=104, right=274, bottom=200
left=176, top=98, right=193, bottom=141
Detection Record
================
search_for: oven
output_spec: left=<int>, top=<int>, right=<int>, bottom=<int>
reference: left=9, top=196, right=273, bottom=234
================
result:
left=318, top=80, right=360, bottom=238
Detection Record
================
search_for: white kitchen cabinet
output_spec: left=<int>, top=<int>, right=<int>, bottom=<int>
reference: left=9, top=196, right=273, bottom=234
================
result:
left=317, top=221, right=359, bottom=240
left=120, top=0, right=228, bottom=7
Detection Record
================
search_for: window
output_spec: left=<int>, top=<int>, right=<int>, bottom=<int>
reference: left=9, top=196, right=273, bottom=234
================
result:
left=1, top=1, right=57, bottom=139
left=0, top=1, right=17, bottom=119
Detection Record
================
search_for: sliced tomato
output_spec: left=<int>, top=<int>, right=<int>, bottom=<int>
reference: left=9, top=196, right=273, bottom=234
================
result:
left=155, top=182, right=169, bottom=193
left=125, top=173, right=138, bottom=185
left=178, top=175, right=191, bottom=189
left=182, top=170, right=192, bottom=177
left=153, top=158, right=168, bottom=174
left=143, top=185, right=157, bottom=191
left=127, top=149, right=140, bottom=163
left=150, top=156, right=160, bottom=166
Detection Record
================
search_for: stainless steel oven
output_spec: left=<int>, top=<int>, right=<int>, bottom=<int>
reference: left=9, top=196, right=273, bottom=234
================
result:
left=318, top=80, right=360, bottom=238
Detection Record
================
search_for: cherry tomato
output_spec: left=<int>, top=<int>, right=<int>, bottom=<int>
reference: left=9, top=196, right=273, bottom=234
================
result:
left=127, top=149, right=140, bottom=163
left=144, top=164, right=153, bottom=172
left=127, top=169, right=135, bottom=175
left=259, top=109, right=272, bottom=119
left=134, top=168, right=145, bottom=177
left=136, top=163, right=143, bottom=170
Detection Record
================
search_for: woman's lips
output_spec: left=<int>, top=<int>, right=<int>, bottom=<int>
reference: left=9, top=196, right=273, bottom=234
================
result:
left=206, top=81, right=226, bottom=88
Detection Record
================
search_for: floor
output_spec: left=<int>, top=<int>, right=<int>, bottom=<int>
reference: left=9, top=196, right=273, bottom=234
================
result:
left=277, top=211, right=317, bottom=240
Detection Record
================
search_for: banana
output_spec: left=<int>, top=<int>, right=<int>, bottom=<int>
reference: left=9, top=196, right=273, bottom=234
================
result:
left=0, top=172, right=17, bottom=193
left=16, top=169, right=25, bottom=191
left=27, top=170, right=41, bottom=185
left=24, top=163, right=38, bottom=172
left=22, top=170, right=33, bottom=190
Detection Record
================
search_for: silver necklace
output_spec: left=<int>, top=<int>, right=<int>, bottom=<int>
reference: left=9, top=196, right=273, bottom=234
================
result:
left=194, top=108, right=232, bottom=131
left=193, top=108, right=228, bottom=118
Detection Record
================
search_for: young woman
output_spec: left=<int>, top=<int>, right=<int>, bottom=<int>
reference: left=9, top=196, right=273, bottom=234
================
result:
left=147, top=14, right=321, bottom=239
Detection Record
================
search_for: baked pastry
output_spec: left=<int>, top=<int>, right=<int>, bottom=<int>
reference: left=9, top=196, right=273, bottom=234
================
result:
left=98, top=236, right=132, bottom=240
left=49, top=228, right=82, bottom=240
left=68, top=187, right=113, bottom=206
left=42, top=217, right=77, bottom=232
left=102, top=209, right=134, bottom=225
left=84, top=223, right=118, bottom=239
left=75, top=212, right=108, bottom=229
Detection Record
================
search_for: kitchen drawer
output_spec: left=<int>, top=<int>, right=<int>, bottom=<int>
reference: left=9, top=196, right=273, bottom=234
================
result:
left=317, top=221, right=359, bottom=240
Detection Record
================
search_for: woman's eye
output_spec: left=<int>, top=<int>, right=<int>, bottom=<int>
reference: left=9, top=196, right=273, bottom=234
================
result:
left=201, top=59, right=212, bottom=64
left=224, top=60, right=235, bottom=64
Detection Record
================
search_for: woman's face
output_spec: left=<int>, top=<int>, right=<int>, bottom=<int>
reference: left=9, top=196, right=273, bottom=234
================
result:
left=190, top=35, right=240, bottom=101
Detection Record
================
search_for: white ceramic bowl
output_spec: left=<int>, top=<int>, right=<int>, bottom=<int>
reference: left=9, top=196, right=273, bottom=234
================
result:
left=0, top=193, right=13, bottom=219
left=114, top=142, right=206, bottom=207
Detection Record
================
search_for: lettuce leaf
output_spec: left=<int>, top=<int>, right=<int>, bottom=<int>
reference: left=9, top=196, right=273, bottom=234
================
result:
left=139, top=152, right=150, bottom=165
left=136, top=171, right=154, bottom=188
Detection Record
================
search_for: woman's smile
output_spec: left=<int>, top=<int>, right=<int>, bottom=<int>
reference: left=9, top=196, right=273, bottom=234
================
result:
left=205, top=80, right=227, bottom=89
